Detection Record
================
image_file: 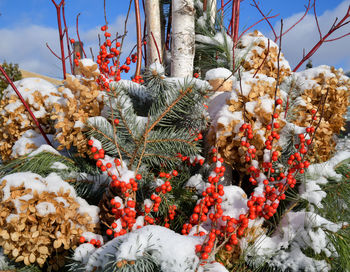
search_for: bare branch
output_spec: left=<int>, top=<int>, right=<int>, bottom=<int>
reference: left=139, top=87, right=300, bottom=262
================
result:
left=324, top=32, right=350, bottom=42
left=293, top=4, right=350, bottom=72
left=134, top=0, right=142, bottom=78
left=62, top=3, right=73, bottom=74
left=76, top=13, right=87, bottom=58
left=251, top=0, right=278, bottom=41
left=46, top=43, right=62, bottom=60
left=237, top=13, right=279, bottom=42
left=151, top=31, right=162, bottom=64
left=313, top=0, right=322, bottom=39
left=278, top=0, right=312, bottom=40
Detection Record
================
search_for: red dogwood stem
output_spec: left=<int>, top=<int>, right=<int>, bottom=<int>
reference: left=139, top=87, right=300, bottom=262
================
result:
left=0, top=65, right=52, bottom=146
left=134, top=0, right=142, bottom=78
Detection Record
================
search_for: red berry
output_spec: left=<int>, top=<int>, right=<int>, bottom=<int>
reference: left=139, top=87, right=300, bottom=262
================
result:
left=88, top=140, right=94, bottom=146
left=172, top=170, right=178, bottom=176
left=136, top=174, right=142, bottom=180
left=114, top=119, right=119, bottom=125
left=106, top=229, right=113, bottom=235
left=79, top=236, right=85, bottom=243
left=276, top=98, right=283, bottom=105
left=70, top=38, right=75, bottom=43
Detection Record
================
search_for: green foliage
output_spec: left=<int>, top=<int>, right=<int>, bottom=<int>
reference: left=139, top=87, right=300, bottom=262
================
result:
left=86, top=71, right=209, bottom=171
left=0, top=61, right=22, bottom=99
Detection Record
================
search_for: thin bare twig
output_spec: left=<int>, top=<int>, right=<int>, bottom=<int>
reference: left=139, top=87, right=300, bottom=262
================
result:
left=278, top=0, right=312, bottom=40
left=313, top=0, right=322, bottom=39
left=293, top=5, right=350, bottom=72
left=104, top=0, right=108, bottom=26
left=46, top=43, right=61, bottom=60
left=116, top=0, right=133, bottom=67
left=134, top=0, right=142, bottom=78
left=89, top=47, right=95, bottom=61
left=251, top=0, right=278, bottom=41
left=76, top=13, right=87, bottom=58
left=237, top=13, right=279, bottom=42
left=50, top=0, right=66, bottom=79
left=62, top=3, right=73, bottom=74
left=151, top=31, right=162, bottom=64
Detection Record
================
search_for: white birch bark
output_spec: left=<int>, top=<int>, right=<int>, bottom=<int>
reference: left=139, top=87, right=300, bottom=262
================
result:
left=171, top=0, right=195, bottom=77
left=145, top=0, right=162, bottom=65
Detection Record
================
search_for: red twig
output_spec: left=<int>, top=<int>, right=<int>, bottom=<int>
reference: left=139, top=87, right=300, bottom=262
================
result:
left=237, top=13, right=279, bottom=42
left=46, top=43, right=61, bottom=60
left=233, top=0, right=241, bottom=44
left=251, top=0, right=278, bottom=41
left=50, top=0, right=66, bottom=79
left=151, top=31, right=162, bottom=64
left=313, top=0, right=322, bottom=39
left=324, top=32, right=350, bottom=42
left=134, top=0, right=142, bottom=78
left=278, top=0, right=312, bottom=40
left=62, top=3, right=73, bottom=74
left=0, top=65, right=52, bottom=146
left=76, top=13, right=87, bottom=58
left=293, top=5, right=350, bottom=72
left=231, top=0, right=241, bottom=70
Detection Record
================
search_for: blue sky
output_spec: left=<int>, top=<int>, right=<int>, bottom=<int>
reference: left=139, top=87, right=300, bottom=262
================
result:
left=0, top=0, right=349, bottom=78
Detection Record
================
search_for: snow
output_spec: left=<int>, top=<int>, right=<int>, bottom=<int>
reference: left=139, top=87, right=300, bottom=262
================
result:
left=299, top=151, right=350, bottom=208
left=6, top=214, right=19, bottom=223
left=249, top=211, right=344, bottom=271
left=165, top=77, right=211, bottom=91
left=28, top=144, right=60, bottom=157
left=36, top=202, right=56, bottom=216
left=307, top=151, right=350, bottom=181
left=50, top=161, right=68, bottom=170
left=72, top=243, right=96, bottom=264
left=219, top=186, right=248, bottom=220
left=0, top=172, right=99, bottom=223
left=1, top=78, right=63, bottom=122
left=205, top=68, right=234, bottom=81
left=149, top=61, right=165, bottom=75
left=185, top=174, right=206, bottom=192
left=73, top=225, right=204, bottom=272
left=76, top=197, right=100, bottom=224
left=11, top=130, right=55, bottom=158
left=80, top=58, right=98, bottom=69
left=207, top=91, right=231, bottom=121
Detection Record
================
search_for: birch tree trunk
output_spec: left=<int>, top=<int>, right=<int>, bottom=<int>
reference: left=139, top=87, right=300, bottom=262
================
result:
left=171, top=0, right=195, bottom=77
left=145, top=0, right=162, bottom=65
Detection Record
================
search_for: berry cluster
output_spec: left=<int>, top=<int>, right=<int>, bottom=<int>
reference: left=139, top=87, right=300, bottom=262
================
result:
left=185, top=95, right=323, bottom=263
left=78, top=236, right=103, bottom=248
left=86, top=139, right=180, bottom=239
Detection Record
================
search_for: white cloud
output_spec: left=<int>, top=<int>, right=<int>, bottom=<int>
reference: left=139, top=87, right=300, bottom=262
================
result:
left=269, top=0, right=350, bottom=72
left=0, top=14, right=136, bottom=79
